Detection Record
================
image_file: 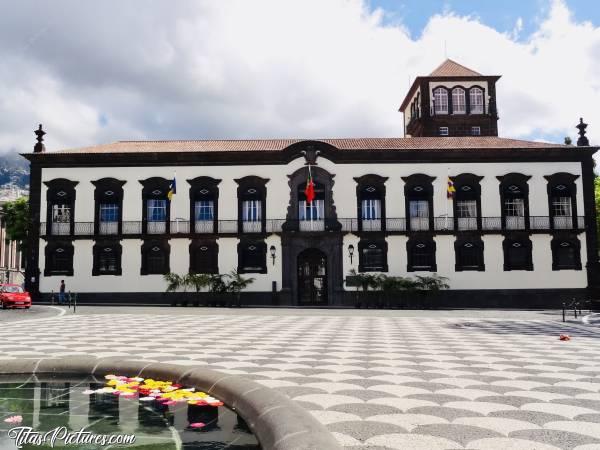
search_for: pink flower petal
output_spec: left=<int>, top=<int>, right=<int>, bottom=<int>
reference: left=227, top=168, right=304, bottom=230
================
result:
left=189, top=422, right=205, bottom=428
left=4, top=416, right=23, bottom=424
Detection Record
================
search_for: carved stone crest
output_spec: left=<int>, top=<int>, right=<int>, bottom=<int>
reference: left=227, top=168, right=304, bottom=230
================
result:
left=301, top=145, right=320, bottom=165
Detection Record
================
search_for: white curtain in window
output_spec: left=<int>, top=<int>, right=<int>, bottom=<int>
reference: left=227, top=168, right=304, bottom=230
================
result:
left=433, top=88, right=448, bottom=114
left=243, top=200, right=262, bottom=221
left=552, top=196, right=573, bottom=229
left=470, top=88, right=484, bottom=114
left=505, top=198, right=526, bottom=230
left=409, top=200, right=430, bottom=231
left=452, top=88, right=466, bottom=114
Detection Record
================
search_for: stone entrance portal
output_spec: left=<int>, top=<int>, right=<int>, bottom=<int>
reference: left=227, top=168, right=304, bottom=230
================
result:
left=297, top=248, right=328, bottom=305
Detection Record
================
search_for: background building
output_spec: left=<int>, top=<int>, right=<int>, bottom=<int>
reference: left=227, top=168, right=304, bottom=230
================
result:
left=23, top=61, right=599, bottom=307
left=0, top=202, right=25, bottom=285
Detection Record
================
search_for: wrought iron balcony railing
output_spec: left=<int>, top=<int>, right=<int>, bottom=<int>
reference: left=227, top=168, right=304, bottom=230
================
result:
left=39, top=216, right=586, bottom=238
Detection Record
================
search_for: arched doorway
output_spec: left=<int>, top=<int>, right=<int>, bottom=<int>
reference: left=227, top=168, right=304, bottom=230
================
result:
left=297, top=249, right=328, bottom=305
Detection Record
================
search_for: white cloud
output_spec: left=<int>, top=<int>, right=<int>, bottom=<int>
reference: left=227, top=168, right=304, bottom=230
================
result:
left=0, top=0, right=598, bottom=165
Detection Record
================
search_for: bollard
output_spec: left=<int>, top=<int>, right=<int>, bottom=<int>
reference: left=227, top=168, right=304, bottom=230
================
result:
left=562, top=303, right=565, bottom=322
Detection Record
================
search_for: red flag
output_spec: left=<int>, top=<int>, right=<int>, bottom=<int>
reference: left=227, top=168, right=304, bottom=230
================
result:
left=304, top=171, right=315, bottom=204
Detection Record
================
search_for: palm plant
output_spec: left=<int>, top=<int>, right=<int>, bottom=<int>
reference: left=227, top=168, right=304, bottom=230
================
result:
left=164, top=273, right=187, bottom=292
left=163, top=273, right=188, bottom=306
left=414, top=274, right=449, bottom=308
left=376, top=275, right=418, bottom=308
left=348, top=269, right=379, bottom=308
left=186, top=273, right=213, bottom=306
left=414, top=274, right=450, bottom=291
left=224, top=269, right=255, bottom=307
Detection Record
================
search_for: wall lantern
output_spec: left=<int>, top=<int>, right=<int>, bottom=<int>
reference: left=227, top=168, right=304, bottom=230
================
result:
left=269, top=245, right=276, bottom=265
left=348, top=244, right=355, bottom=264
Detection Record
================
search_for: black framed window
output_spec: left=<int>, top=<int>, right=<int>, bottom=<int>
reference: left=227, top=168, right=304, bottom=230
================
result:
left=235, top=176, right=268, bottom=234
left=298, top=182, right=325, bottom=222
left=189, top=240, right=219, bottom=274
left=238, top=240, right=266, bottom=274
left=503, top=236, right=533, bottom=271
left=358, top=240, right=388, bottom=272
left=452, top=174, right=483, bottom=231
left=93, top=242, right=122, bottom=276
left=188, top=177, right=221, bottom=234
left=141, top=241, right=170, bottom=275
left=139, top=178, right=171, bottom=235
left=545, top=173, right=578, bottom=230
left=44, top=242, right=74, bottom=276
left=92, top=178, right=125, bottom=235
left=403, top=174, right=435, bottom=232
left=551, top=236, right=581, bottom=270
left=455, top=237, right=484, bottom=271
left=498, top=174, right=531, bottom=231
left=354, top=175, right=387, bottom=232
left=407, top=238, right=436, bottom=272
left=44, top=179, right=78, bottom=236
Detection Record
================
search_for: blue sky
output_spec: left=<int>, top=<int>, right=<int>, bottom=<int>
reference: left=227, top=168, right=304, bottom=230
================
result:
left=370, top=0, right=598, bottom=38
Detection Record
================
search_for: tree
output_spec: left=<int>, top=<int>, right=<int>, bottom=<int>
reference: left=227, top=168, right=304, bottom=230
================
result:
left=2, top=197, right=29, bottom=253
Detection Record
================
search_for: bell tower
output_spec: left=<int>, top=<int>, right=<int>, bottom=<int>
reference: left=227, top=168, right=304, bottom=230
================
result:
left=399, top=59, right=501, bottom=137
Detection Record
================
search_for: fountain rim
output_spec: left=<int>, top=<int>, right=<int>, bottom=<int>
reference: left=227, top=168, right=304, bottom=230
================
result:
left=0, top=357, right=342, bottom=450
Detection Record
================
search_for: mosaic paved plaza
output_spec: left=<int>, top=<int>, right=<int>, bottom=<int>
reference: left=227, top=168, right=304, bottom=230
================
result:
left=1, top=307, right=600, bottom=449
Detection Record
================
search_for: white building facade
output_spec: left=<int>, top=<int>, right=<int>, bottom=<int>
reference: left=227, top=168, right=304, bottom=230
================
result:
left=23, top=61, right=599, bottom=307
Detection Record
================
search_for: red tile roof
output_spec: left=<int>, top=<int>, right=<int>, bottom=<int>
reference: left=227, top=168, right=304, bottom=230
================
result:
left=429, top=59, right=482, bottom=77
left=45, top=136, right=567, bottom=155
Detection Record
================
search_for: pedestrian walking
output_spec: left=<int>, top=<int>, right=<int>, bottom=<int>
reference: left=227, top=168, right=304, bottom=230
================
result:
left=59, top=280, right=66, bottom=305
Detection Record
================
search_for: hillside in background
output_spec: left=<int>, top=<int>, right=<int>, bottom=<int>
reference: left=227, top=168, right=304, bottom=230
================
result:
left=0, top=151, right=29, bottom=189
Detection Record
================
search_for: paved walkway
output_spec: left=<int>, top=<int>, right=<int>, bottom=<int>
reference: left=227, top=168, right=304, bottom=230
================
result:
left=1, top=308, right=600, bottom=449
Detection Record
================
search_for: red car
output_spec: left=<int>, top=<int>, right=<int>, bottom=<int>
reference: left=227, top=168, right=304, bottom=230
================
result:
left=0, top=284, right=31, bottom=309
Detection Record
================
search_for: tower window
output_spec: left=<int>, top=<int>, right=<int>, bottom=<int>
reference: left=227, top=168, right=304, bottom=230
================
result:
left=471, top=126, right=481, bottom=136
left=439, top=127, right=449, bottom=136
left=433, top=88, right=448, bottom=114
left=452, top=88, right=466, bottom=114
left=470, top=88, right=484, bottom=114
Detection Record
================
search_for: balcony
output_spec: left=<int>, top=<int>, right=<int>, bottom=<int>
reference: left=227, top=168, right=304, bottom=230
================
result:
left=39, top=216, right=586, bottom=238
